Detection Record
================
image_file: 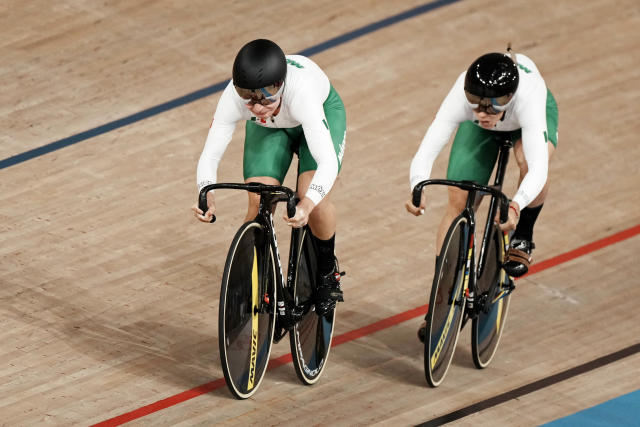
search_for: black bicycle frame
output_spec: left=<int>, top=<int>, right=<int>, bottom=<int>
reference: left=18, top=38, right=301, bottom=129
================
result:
left=477, top=138, right=513, bottom=273
left=198, top=182, right=305, bottom=329
left=412, top=137, right=513, bottom=313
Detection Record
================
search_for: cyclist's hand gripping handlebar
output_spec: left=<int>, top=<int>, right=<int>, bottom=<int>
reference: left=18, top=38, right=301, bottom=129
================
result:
left=411, top=186, right=423, bottom=209
left=198, top=188, right=217, bottom=223
left=198, top=183, right=297, bottom=224
left=283, top=194, right=297, bottom=220
left=412, top=179, right=510, bottom=223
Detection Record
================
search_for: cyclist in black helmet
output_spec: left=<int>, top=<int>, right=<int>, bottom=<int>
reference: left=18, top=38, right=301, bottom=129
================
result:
left=192, top=39, right=347, bottom=315
left=406, top=49, right=558, bottom=278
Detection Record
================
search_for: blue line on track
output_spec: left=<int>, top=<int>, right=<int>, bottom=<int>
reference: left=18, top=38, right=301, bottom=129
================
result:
left=541, top=389, right=640, bottom=426
left=0, top=0, right=461, bottom=170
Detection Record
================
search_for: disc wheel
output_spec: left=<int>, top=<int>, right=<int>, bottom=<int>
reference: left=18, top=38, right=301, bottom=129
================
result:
left=471, top=225, right=512, bottom=369
left=219, top=221, right=276, bottom=399
left=289, top=228, right=336, bottom=385
left=424, top=216, right=468, bottom=387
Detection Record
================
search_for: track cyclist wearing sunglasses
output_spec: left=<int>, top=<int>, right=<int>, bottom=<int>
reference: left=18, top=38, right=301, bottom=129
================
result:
left=406, top=47, right=558, bottom=278
left=193, top=39, right=347, bottom=313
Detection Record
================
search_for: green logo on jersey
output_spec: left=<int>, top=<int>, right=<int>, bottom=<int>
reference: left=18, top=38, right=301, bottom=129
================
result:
left=286, top=59, right=304, bottom=69
left=517, top=63, right=532, bottom=73
left=322, top=119, right=329, bottom=130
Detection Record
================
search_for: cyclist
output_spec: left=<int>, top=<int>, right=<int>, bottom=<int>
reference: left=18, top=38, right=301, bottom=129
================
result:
left=406, top=49, right=558, bottom=278
left=192, top=39, right=347, bottom=315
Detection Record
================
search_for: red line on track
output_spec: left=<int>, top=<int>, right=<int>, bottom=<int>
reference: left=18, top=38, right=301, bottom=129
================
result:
left=92, top=378, right=226, bottom=427
left=93, top=224, right=640, bottom=426
left=525, top=224, right=640, bottom=276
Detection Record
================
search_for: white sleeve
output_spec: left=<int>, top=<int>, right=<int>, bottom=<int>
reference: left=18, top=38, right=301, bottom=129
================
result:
left=410, top=73, right=469, bottom=190
left=512, top=87, right=549, bottom=208
left=196, top=82, right=245, bottom=191
left=291, top=90, right=339, bottom=206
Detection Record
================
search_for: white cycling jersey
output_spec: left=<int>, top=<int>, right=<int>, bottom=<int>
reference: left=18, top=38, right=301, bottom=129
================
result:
left=410, top=53, right=550, bottom=208
left=197, top=55, right=338, bottom=206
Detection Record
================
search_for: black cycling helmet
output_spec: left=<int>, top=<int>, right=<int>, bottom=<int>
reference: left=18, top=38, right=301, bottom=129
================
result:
left=464, top=52, right=519, bottom=99
left=232, top=39, right=287, bottom=90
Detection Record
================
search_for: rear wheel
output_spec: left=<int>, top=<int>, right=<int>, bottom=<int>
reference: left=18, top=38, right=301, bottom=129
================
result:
left=472, top=225, right=512, bottom=368
left=219, top=221, right=276, bottom=399
left=424, top=216, right=468, bottom=387
left=290, top=228, right=336, bottom=385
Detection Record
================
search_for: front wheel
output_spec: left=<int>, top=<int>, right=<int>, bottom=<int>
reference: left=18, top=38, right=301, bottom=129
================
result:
left=289, top=228, right=336, bottom=385
left=471, top=225, right=512, bottom=369
left=219, top=221, right=277, bottom=399
left=424, top=215, right=468, bottom=387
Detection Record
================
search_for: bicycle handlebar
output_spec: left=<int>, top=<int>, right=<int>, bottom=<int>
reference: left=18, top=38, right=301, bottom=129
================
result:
left=198, top=182, right=297, bottom=223
left=412, top=179, right=510, bottom=223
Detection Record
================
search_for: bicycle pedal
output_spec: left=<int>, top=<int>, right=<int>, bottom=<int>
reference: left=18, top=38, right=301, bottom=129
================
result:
left=315, top=299, right=337, bottom=317
left=504, top=279, right=516, bottom=293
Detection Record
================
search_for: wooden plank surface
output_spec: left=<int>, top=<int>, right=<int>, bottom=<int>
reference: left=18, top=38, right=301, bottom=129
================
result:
left=1, top=0, right=639, bottom=425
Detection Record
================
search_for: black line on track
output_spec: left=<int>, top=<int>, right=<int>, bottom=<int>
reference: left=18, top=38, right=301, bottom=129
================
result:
left=417, top=342, right=640, bottom=426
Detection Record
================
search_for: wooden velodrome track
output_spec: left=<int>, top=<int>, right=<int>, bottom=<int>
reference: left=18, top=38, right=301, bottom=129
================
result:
left=2, top=0, right=639, bottom=425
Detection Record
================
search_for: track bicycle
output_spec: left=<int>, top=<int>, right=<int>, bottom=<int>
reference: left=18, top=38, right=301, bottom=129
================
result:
left=198, top=182, right=338, bottom=399
left=412, top=136, right=516, bottom=387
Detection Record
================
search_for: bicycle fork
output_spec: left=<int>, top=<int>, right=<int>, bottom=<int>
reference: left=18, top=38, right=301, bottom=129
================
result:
left=463, top=195, right=478, bottom=312
left=254, top=214, right=282, bottom=316
left=271, top=221, right=305, bottom=332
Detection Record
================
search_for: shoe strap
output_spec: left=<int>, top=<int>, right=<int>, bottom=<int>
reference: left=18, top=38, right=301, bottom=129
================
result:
left=507, top=248, right=532, bottom=265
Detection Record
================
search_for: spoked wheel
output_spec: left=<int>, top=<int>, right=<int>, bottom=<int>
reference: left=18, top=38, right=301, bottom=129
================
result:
left=219, top=221, right=276, bottom=399
left=472, top=225, right=512, bottom=369
left=289, top=228, right=336, bottom=385
left=424, top=216, right=468, bottom=387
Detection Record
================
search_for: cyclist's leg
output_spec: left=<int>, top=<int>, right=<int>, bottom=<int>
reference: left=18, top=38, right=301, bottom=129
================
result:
left=243, top=177, right=280, bottom=222
left=297, top=84, right=346, bottom=275
left=297, top=85, right=346, bottom=312
left=299, top=172, right=336, bottom=241
left=297, top=171, right=343, bottom=315
left=438, top=121, right=500, bottom=252
left=436, top=187, right=467, bottom=255
left=507, top=89, right=558, bottom=275
left=297, top=171, right=337, bottom=272
left=243, top=121, right=294, bottom=221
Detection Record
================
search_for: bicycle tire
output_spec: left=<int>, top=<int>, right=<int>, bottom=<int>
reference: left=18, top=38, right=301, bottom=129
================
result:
left=290, top=228, right=336, bottom=385
left=219, top=221, right=277, bottom=399
left=471, top=225, right=511, bottom=369
left=424, top=215, right=468, bottom=387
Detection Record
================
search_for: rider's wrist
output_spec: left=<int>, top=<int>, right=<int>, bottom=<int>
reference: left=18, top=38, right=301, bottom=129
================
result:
left=299, top=197, right=315, bottom=212
left=509, top=204, right=519, bottom=219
